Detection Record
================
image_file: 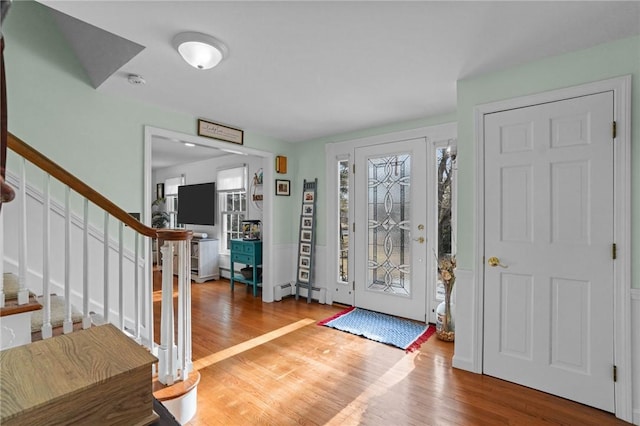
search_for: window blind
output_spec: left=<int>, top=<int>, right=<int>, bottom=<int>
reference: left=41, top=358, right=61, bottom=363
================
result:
left=164, top=175, right=184, bottom=196
left=217, top=165, right=247, bottom=192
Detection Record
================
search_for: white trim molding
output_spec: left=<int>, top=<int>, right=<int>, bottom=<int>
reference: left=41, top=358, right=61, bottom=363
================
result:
left=471, top=75, right=632, bottom=422
left=144, top=126, right=276, bottom=302
left=324, top=123, right=457, bottom=312
left=451, top=268, right=475, bottom=371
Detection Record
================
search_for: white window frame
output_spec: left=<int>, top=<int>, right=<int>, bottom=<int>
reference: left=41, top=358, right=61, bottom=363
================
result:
left=165, top=175, right=184, bottom=229
left=220, top=191, right=246, bottom=254
left=430, top=139, right=457, bottom=306
left=217, top=165, right=248, bottom=254
left=337, top=156, right=350, bottom=284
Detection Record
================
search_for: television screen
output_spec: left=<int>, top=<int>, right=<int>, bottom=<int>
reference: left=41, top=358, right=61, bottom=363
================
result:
left=177, top=182, right=216, bottom=226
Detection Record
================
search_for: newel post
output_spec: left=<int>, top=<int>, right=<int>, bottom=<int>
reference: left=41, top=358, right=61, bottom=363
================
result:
left=156, top=229, right=192, bottom=386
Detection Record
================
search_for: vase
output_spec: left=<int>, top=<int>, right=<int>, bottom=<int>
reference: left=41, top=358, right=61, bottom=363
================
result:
left=436, top=292, right=455, bottom=342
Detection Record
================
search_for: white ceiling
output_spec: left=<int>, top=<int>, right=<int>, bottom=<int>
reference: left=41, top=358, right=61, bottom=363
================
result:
left=40, top=1, right=640, bottom=148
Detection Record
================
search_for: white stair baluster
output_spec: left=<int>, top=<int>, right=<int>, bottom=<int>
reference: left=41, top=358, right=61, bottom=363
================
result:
left=63, top=186, right=73, bottom=334
left=178, top=238, right=193, bottom=380
left=82, top=198, right=91, bottom=329
left=146, top=236, right=155, bottom=357
left=158, top=240, right=176, bottom=385
left=177, top=239, right=185, bottom=377
left=41, top=173, right=52, bottom=339
left=17, top=157, right=29, bottom=305
left=134, top=232, right=140, bottom=342
left=103, top=212, right=109, bottom=323
left=118, top=222, right=124, bottom=331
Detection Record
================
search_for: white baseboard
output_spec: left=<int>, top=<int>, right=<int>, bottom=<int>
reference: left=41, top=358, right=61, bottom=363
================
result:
left=452, top=355, right=476, bottom=372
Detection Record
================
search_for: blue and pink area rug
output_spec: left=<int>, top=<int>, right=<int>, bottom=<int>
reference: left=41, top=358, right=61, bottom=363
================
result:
left=318, top=307, right=435, bottom=352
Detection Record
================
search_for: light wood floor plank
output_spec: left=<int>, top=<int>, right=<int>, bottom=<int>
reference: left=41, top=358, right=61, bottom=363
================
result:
left=154, top=275, right=627, bottom=425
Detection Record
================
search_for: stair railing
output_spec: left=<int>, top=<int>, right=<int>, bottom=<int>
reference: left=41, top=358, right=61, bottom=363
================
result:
left=2, top=131, right=192, bottom=385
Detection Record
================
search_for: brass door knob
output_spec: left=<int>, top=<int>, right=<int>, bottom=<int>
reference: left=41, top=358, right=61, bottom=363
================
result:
left=488, top=256, right=507, bottom=268
left=413, top=237, right=425, bottom=244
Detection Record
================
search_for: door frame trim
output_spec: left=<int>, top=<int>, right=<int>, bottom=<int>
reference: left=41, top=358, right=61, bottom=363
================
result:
left=325, top=122, right=457, bottom=310
left=472, top=75, right=632, bottom=421
left=143, top=126, right=276, bottom=302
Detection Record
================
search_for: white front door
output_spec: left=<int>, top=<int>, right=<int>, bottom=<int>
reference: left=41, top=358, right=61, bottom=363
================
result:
left=353, top=138, right=428, bottom=321
left=483, top=92, right=615, bottom=411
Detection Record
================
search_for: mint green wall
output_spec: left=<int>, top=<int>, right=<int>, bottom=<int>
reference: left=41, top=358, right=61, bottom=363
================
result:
left=294, top=113, right=457, bottom=246
left=5, top=1, right=638, bottom=263
left=456, top=35, right=640, bottom=288
left=4, top=1, right=295, bottom=243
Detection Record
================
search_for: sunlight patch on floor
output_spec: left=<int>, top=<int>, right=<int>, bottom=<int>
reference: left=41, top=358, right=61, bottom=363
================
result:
left=193, top=318, right=315, bottom=370
left=324, top=351, right=420, bottom=425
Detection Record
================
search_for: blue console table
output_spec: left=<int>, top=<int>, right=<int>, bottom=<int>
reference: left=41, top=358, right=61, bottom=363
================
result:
left=230, top=239, right=262, bottom=297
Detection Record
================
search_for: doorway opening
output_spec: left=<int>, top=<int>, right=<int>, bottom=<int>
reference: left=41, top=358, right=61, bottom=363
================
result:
left=143, top=126, right=275, bottom=302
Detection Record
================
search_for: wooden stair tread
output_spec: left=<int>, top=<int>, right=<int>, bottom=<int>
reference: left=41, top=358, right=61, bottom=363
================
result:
left=1, top=324, right=158, bottom=425
left=0, top=295, right=41, bottom=317
left=153, top=370, right=201, bottom=401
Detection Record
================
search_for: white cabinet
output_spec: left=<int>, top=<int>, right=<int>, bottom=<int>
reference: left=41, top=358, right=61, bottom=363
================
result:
left=174, top=238, right=219, bottom=283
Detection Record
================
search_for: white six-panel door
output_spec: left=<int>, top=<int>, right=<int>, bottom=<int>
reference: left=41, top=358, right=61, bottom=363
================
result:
left=483, top=92, right=615, bottom=411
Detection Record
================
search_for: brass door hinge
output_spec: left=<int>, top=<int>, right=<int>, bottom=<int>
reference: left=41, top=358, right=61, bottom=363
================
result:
left=352, top=281, right=355, bottom=291
left=353, top=164, right=356, bottom=174
left=612, top=121, right=617, bottom=139
left=613, top=365, right=617, bottom=382
left=612, top=243, right=617, bottom=260
left=352, top=222, right=355, bottom=232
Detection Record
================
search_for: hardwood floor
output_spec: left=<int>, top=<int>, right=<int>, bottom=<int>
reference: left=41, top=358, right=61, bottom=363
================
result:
left=155, top=277, right=627, bottom=425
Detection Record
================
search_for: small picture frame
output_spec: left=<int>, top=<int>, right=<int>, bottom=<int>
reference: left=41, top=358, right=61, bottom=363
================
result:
left=303, top=191, right=315, bottom=203
left=302, top=204, right=314, bottom=216
left=299, top=256, right=310, bottom=268
left=301, top=230, right=312, bottom=242
left=300, top=242, right=311, bottom=255
left=301, top=217, right=313, bottom=229
left=298, top=269, right=310, bottom=283
left=276, top=179, right=290, bottom=196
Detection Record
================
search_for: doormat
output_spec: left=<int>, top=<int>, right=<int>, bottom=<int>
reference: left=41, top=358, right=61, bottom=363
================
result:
left=318, top=307, right=435, bottom=352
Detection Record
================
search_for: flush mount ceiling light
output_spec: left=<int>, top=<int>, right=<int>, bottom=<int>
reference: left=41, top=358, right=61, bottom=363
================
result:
left=172, top=32, right=228, bottom=70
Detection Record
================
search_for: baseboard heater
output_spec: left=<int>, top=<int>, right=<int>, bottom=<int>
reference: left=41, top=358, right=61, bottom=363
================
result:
left=275, top=282, right=326, bottom=304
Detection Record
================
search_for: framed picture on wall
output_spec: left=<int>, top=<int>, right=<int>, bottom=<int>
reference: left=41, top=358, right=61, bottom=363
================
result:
left=301, top=230, right=312, bottom=242
left=302, top=204, right=314, bottom=216
left=276, top=179, right=290, bottom=196
left=302, top=217, right=313, bottom=229
left=303, top=190, right=315, bottom=203
left=299, top=256, right=310, bottom=268
left=300, top=242, right=311, bottom=255
left=298, top=269, right=310, bottom=283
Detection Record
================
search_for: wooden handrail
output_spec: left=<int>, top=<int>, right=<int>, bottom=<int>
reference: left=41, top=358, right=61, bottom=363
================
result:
left=8, top=131, right=190, bottom=241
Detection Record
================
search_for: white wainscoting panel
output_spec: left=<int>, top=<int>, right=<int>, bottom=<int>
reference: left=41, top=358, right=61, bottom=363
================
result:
left=632, top=289, right=640, bottom=425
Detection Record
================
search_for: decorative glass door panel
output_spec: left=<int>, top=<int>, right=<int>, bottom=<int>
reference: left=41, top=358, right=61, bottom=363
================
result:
left=366, top=154, right=412, bottom=296
left=354, top=139, right=427, bottom=321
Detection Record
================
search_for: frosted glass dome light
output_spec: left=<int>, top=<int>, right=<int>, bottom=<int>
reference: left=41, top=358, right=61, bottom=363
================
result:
left=173, top=32, right=228, bottom=70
